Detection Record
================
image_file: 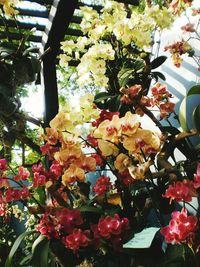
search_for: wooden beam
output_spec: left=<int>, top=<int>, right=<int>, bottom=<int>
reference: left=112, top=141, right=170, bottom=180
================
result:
left=42, top=0, right=78, bottom=127
left=24, top=0, right=53, bottom=5
left=17, top=8, right=49, bottom=18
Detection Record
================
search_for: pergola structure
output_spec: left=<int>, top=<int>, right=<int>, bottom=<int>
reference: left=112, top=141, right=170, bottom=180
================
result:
left=0, top=0, right=139, bottom=126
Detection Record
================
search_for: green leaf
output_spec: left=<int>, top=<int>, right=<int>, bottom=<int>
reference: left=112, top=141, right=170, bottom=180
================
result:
left=94, top=92, right=114, bottom=103
left=31, top=237, right=50, bottom=267
left=187, top=84, right=200, bottom=97
left=32, top=234, right=46, bottom=255
left=151, top=71, right=166, bottom=81
left=5, top=230, right=35, bottom=267
left=179, top=96, right=188, bottom=131
left=79, top=205, right=103, bottom=214
left=118, top=68, right=134, bottom=87
left=193, top=104, right=200, bottom=132
left=151, top=56, right=167, bottom=69
left=163, top=244, right=185, bottom=267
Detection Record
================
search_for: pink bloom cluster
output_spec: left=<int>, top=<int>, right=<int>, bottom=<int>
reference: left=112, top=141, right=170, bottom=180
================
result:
left=37, top=208, right=83, bottom=240
left=160, top=208, right=198, bottom=244
left=93, top=176, right=112, bottom=196
left=91, top=214, right=130, bottom=250
left=163, top=180, right=197, bottom=203
left=62, top=229, right=90, bottom=253
left=163, top=163, right=200, bottom=204
left=139, top=83, right=175, bottom=119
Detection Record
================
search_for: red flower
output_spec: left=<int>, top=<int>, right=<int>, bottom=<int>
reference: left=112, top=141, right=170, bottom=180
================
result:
left=63, top=229, right=90, bottom=253
left=160, top=208, right=198, bottom=244
left=14, top=166, right=30, bottom=181
left=57, top=208, right=84, bottom=234
left=93, top=176, right=112, bottom=196
left=181, top=23, right=195, bottom=32
left=193, top=163, right=200, bottom=189
left=50, top=161, right=63, bottom=178
left=37, top=211, right=59, bottom=239
left=163, top=180, right=197, bottom=203
left=86, top=134, right=98, bottom=147
left=0, top=159, right=7, bottom=172
left=33, top=172, right=46, bottom=188
left=91, top=153, right=104, bottom=167
left=93, top=214, right=129, bottom=239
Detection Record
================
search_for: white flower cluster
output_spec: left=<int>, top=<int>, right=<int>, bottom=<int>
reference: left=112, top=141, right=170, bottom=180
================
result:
left=60, top=1, right=174, bottom=88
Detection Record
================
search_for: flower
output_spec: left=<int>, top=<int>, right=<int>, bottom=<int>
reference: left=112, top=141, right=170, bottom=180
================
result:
left=193, top=163, right=200, bottom=189
left=160, top=208, right=198, bottom=244
left=63, top=229, right=90, bottom=253
left=0, top=158, right=7, bottom=172
left=163, top=180, right=198, bottom=204
left=93, top=176, right=112, bottom=196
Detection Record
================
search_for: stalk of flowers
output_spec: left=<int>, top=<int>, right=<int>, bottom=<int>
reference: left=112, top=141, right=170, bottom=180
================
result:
left=120, top=83, right=175, bottom=120
left=60, top=1, right=176, bottom=89
left=164, top=6, right=200, bottom=69
left=160, top=163, right=200, bottom=248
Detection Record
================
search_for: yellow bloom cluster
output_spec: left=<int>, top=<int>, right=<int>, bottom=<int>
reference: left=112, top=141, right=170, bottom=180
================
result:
left=49, top=93, right=99, bottom=137
left=60, top=0, right=175, bottom=88
left=94, top=111, right=161, bottom=180
left=0, top=0, right=18, bottom=16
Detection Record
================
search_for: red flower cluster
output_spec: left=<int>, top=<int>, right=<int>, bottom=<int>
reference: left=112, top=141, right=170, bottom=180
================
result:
left=37, top=208, right=84, bottom=240
left=0, top=159, right=7, bottom=172
left=56, top=208, right=83, bottom=233
left=151, top=83, right=175, bottom=119
left=91, top=214, right=130, bottom=250
left=164, top=40, right=193, bottom=67
left=14, top=166, right=30, bottom=181
left=4, top=186, right=30, bottom=202
left=93, top=176, right=112, bottom=196
left=160, top=208, right=198, bottom=244
left=37, top=210, right=60, bottom=239
left=62, top=229, right=90, bottom=253
left=163, top=180, right=197, bottom=204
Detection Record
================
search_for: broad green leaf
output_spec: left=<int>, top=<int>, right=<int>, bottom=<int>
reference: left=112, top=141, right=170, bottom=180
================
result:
left=193, top=104, right=200, bottom=132
left=79, top=205, right=103, bottom=214
left=179, top=96, right=188, bottom=131
left=163, top=244, right=185, bottom=267
left=5, top=230, right=35, bottom=267
left=151, top=71, right=166, bottom=81
left=32, top=237, right=50, bottom=267
left=32, top=234, right=46, bottom=255
left=151, top=56, right=167, bottom=69
left=94, top=92, right=114, bottom=103
left=118, top=68, right=134, bottom=87
left=187, top=84, right=200, bottom=97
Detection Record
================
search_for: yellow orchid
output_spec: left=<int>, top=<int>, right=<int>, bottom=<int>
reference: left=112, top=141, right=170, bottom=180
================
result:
left=120, top=111, right=140, bottom=136
left=114, top=153, right=131, bottom=173
left=49, top=111, right=74, bottom=131
left=123, top=128, right=161, bottom=155
left=74, top=155, right=96, bottom=172
left=128, top=160, right=152, bottom=181
left=44, top=127, right=59, bottom=145
left=94, top=115, right=121, bottom=143
left=0, top=0, right=18, bottom=16
left=62, top=164, right=85, bottom=186
left=54, top=143, right=82, bottom=165
left=98, top=139, right=119, bottom=157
